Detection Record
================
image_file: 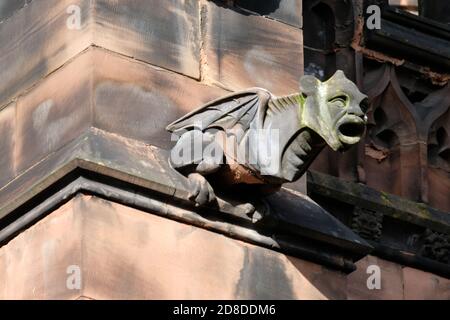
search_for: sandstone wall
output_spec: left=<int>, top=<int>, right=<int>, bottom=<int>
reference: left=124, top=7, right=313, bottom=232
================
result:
left=0, top=0, right=448, bottom=300
left=0, top=195, right=448, bottom=300
left=0, top=0, right=304, bottom=194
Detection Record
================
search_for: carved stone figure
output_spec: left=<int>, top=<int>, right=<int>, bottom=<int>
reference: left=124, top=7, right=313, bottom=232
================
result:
left=351, top=206, right=384, bottom=242
left=420, top=229, right=450, bottom=264
left=167, top=70, right=368, bottom=206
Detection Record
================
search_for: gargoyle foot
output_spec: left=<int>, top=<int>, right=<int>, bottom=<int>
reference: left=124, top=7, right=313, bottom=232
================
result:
left=237, top=203, right=256, bottom=216
left=187, top=173, right=216, bottom=206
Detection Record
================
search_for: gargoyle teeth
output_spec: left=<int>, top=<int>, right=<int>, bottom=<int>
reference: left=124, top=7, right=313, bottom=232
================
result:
left=287, top=150, right=304, bottom=167
left=290, top=138, right=308, bottom=157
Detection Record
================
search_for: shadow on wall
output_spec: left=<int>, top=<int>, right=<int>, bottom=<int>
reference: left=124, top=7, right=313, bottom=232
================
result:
left=0, top=0, right=31, bottom=23
left=233, top=0, right=281, bottom=15
left=210, top=0, right=281, bottom=15
left=233, top=246, right=347, bottom=300
left=286, top=256, right=348, bottom=300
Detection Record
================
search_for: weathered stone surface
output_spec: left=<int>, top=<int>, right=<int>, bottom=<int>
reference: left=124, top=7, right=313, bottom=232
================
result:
left=0, top=0, right=31, bottom=23
left=0, top=135, right=81, bottom=216
left=308, top=170, right=450, bottom=235
left=203, top=1, right=303, bottom=96
left=403, top=267, right=450, bottom=300
left=364, top=143, right=423, bottom=203
left=94, top=0, right=200, bottom=79
left=0, top=200, right=82, bottom=299
left=235, top=0, right=302, bottom=28
left=76, top=195, right=348, bottom=300
left=15, top=50, right=93, bottom=174
left=428, top=167, right=450, bottom=213
left=92, top=49, right=226, bottom=149
left=0, top=103, right=16, bottom=187
left=0, top=0, right=201, bottom=110
left=308, top=169, right=450, bottom=279
left=0, top=0, right=93, bottom=109
left=0, top=194, right=349, bottom=299
left=287, top=256, right=347, bottom=300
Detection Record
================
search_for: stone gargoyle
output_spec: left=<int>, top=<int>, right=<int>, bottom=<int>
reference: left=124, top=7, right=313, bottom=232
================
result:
left=167, top=70, right=368, bottom=207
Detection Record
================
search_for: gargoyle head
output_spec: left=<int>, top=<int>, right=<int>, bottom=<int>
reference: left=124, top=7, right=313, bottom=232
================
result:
left=299, top=70, right=368, bottom=151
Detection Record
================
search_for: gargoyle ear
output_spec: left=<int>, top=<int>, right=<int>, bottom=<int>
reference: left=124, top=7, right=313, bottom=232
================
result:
left=330, top=70, right=347, bottom=81
left=299, top=75, right=321, bottom=95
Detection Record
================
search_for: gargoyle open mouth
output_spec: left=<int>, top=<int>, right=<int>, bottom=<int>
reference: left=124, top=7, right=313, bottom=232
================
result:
left=337, top=117, right=366, bottom=146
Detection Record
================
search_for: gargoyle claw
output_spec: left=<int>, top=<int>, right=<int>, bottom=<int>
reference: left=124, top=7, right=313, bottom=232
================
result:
left=187, top=173, right=216, bottom=206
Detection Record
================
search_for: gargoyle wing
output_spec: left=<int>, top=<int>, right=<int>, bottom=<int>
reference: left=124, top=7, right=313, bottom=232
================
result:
left=166, top=89, right=272, bottom=134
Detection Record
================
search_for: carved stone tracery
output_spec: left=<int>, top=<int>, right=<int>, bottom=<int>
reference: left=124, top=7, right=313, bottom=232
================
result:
left=420, top=229, right=450, bottom=264
left=351, top=206, right=384, bottom=242
left=362, top=62, right=450, bottom=210
left=303, top=0, right=450, bottom=212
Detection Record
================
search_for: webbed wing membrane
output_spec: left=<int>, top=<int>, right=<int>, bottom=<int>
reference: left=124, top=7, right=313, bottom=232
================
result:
left=166, top=89, right=272, bottom=134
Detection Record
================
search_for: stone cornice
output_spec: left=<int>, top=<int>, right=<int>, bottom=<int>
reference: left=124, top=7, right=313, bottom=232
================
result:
left=308, top=170, right=450, bottom=278
left=0, top=128, right=371, bottom=273
left=362, top=1, right=450, bottom=74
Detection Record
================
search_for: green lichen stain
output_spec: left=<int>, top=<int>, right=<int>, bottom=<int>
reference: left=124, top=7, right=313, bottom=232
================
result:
left=380, top=192, right=392, bottom=205
left=416, top=203, right=431, bottom=218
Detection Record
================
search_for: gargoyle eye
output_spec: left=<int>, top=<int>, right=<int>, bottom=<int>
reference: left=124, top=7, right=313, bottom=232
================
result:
left=328, top=95, right=348, bottom=106
left=360, top=98, right=369, bottom=113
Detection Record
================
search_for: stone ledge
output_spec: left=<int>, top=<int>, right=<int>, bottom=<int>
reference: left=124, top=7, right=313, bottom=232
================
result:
left=0, top=128, right=371, bottom=273
left=234, top=0, right=303, bottom=28
left=362, top=1, right=450, bottom=74
left=308, top=170, right=450, bottom=278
